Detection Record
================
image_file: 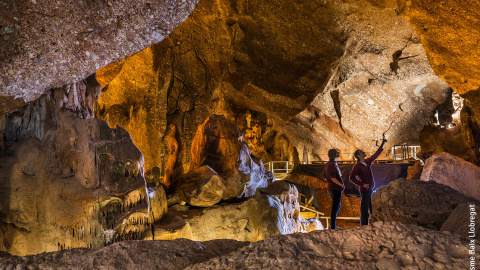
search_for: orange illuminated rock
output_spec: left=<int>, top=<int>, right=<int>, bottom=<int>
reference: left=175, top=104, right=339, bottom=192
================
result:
left=163, top=124, right=182, bottom=188
left=0, top=79, right=167, bottom=256
left=152, top=180, right=321, bottom=242
left=175, top=166, right=226, bottom=207
left=189, top=115, right=274, bottom=199
left=403, top=0, right=480, bottom=121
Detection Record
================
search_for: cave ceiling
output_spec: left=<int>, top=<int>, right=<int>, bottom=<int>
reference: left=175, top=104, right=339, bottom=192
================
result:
left=96, top=0, right=453, bottom=171
left=0, top=0, right=479, bottom=168
left=0, top=0, right=199, bottom=115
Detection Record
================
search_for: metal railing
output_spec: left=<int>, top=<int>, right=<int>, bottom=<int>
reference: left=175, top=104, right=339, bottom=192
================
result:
left=265, top=160, right=363, bottom=228
left=299, top=205, right=360, bottom=229
left=391, top=145, right=421, bottom=161
left=264, top=161, right=296, bottom=180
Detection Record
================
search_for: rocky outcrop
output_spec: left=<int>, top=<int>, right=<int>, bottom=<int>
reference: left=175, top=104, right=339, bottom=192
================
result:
left=175, top=166, right=226, bottom=207
left=0, top=79, right=167, bottom=256
left=163, top=124, right=183, bottom=188
left=0, top=238, right=249, bottom=270
left=95, top=0, right=452, bottom=171
left=371, top=178, right=477, bottom=230
left=419, top=108, right=480, bottom=165
left=151, top=181, right=322, bottom=242
left=1, top=222, right=477, bottom=269
left=421, top=152, right=480, bottom=200
left=188, top=221, right=477, bottom=270
left=403, top=0, right=480, bottom=122
left=440, top=203, right=480, bottom=238
left=0, top=0, right=199, bottom=109
left=186, top=115, right=274, bottom=199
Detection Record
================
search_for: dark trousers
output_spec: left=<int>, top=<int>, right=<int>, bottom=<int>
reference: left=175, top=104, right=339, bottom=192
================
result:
left=328, top=190, right=342, bottom=229
left=360, top=190, right=373, bottom=226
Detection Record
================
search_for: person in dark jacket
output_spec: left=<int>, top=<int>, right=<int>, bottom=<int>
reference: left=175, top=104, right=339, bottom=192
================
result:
left=350, top=139, right=387, bottom=226
left=324, top=148, right=344, bottom=230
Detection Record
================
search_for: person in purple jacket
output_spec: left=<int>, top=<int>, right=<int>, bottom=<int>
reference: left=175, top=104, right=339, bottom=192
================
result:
left=350, top=138, right=387, bottom=226
left=324, top=148, right=344, bottom=230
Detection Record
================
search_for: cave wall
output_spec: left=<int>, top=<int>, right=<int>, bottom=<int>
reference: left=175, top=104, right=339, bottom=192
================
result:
left=96, top=0, right=451, bottom=172
left=0, top=77, right=167, bottom=256
left=403, top=0, right=480, bottom=122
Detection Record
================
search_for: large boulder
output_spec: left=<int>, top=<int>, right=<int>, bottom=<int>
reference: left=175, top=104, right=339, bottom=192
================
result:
left=371, top=178, right=477, bottom=230
left=421, top=152, right=480, bottom=200
left=0, top=0, right=199, bottom=111
left=440, top=203, right=480, bottom=237
left=175, top=165, right=226, bottom=207
left=149, top=181, right=322, bottom=242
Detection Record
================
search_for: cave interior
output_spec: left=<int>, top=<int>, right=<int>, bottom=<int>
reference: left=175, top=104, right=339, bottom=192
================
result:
left=0, top=0, right=479, bottom=268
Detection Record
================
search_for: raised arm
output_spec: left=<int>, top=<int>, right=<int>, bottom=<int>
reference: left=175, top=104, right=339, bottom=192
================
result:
left=366, top=139, right=387, bottom=164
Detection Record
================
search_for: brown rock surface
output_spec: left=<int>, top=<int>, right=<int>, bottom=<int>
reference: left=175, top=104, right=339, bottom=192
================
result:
left=152, top=181, right=322, bottom=242
left=0, top=80, right=167, bottom=256
left=419, top=108, right=480, bottom=164
left=372, top=178, right=478, bottom=230
left=189, top=115, right=274, bottom=199
left=175, top=166, right=226, bottom=207
left=0, top=222, right=477, bottom=269
left=440, top=203, right=480, bottom=238
left=187, top=222, right=477, bottom=269
left=421, top=152, right=480, bottom=201
left=164, top=124, right=183, bottom=188
left=0, top=238, right=249, bottom=270
left=0, top=0, right=199, bottom=108
left=403, top=0, right=480, bottom=121
left=95, top=0, right=452, bottom=170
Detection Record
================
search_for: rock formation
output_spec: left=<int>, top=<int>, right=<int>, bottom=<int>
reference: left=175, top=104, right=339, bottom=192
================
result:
left=419, top=107, right=480, bottom=165
left=189, top=221, right=476, bottom=269
left=175, top=165, right=226, bottom=207
left=93, top=0, right=459, bottom=172
left=184, top=115, right=274, bottom=200
left=372, top=178, right=478, bottom=231
left=421, top=152, right=480, bottom=201
left=163, top=124, right=182, bottom=188
left=440, top=203, right=480, bottom=238
left=0, top=0, right=199, bottom=111
left=151, top=181, right=322, bottom=242
left=403, top=0, right=480, bottom=122
left=1, top=222, right=477, bottom=269
left=0, top=77, right=167, bottom=256
left=0, top=238, right=249, bottom=270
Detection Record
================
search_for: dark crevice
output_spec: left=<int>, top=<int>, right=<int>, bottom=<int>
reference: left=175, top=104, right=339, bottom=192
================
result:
left=330, top=90, right=345, bottom=133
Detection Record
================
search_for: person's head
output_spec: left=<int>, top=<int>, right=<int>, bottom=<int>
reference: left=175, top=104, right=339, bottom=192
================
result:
left=354, top=149, right=366, bottom=161
left=328, top=148, right=340, bottom=160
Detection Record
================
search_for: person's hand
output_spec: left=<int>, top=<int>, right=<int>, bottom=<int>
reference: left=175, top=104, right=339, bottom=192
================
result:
left=363, top=183, right=370, bottom=189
